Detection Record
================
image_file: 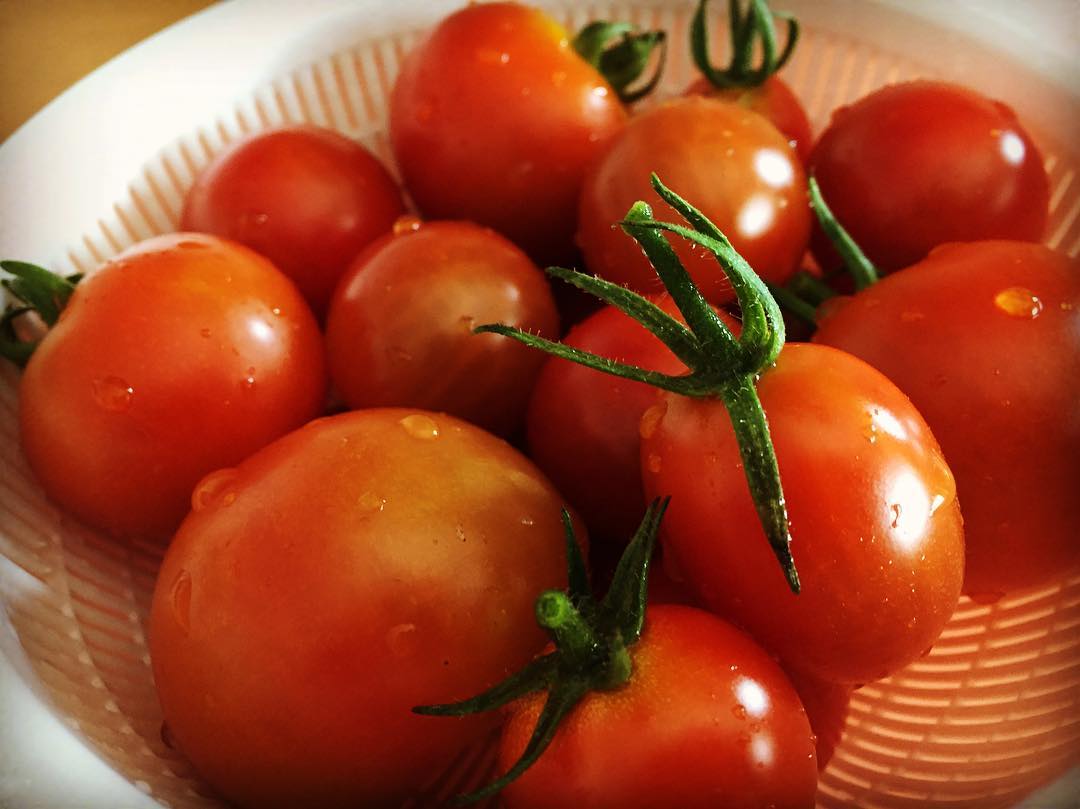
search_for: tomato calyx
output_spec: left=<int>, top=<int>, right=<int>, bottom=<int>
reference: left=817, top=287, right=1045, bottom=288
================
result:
left=572, top=20, right=667, bottom=104
left=478, top=174, right=799, bottom=593
left=414, top=499, right=668, bottom=805
left=691, top=0, right=799, bottom=90
left=0, top=260, right=80, bottom=367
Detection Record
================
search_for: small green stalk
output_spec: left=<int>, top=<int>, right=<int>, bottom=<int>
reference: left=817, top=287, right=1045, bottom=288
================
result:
left=415, top=499, right=670, bottom=804
left=573, top=20, right=667, bottom=103
left=0, top=260, right=81, bottom=367
left=478, top=174, right=800, bottom=593
left=692, top=0, right=799, bottom=89
left=808, top=176, right=880, bottom=290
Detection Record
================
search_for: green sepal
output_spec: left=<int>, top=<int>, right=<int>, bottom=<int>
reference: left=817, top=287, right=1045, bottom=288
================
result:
left=572, top=21, right=667, bottom=104
left=561, top=510, right=591, bottom=606
left=0, top=260, right=80, bottom=367
left=691, top=0, right=799, bottom=90
left=412, top=652, right=559, bottom=718
left=598, top=497, right=669, bottom=644
left=808, top=176, right=880, bottom=291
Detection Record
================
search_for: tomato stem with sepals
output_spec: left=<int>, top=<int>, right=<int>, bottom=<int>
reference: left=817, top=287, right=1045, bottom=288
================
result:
left=414, top=499, right=669, bottom=804
left=573, top=21, right=667, bottom=103
left=692, top=0, right=799, bottom=89
left=808, top=176, right=880, bottom=290
left=477, top=174, right=799, bottom=592
left=0, top=260, right=81, bottom=367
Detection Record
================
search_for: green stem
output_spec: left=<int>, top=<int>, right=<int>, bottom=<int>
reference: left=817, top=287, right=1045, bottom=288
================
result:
left=691, top=0, right=800, bottom=90
left=767, top=282, right=818, bottom=326
left=1, top=260, right=81, bottom=367
left=572, top=20, right=667, bottom=103
left=808, top=176, right=879, bottom=290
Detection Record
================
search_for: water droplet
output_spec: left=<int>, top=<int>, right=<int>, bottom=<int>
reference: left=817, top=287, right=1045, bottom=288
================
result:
left=199, top=327, right=212, bottom=338
left=393, top=215, right=423, bottom=236
left=171, top=570, right=192, bottom=634
left=455, top=524, right=467, bottom=542
left=239, top=210, right=269, bottom=231
left=889, top=503, right=902, bottom=528
left=386, top=623, right=418, bottom=657
left=92, top=376, right=134, bottom=412
left=400, top=413, right=440, bottom=440
left=520, top=516, right=535, bottom=526
left=929, top=493, right=946, bottom=516
left=271, top=307, right=282, bottom=317
left=639, top=403, right=667, bottom=439
left=646, top=453, right=663, bottom=474
left=356, top=492, right=386, bottom=514
left=191, top=468, right=239, bottom=512
left=732, top=704, right=748, bottom=720
left=243, top=367, right=256, bottom=390
left=994, top=287, right=1043, bottom=319
left=1062, top=301, right=1075, bottom=311
left=591, top=85, right=608, bottom=98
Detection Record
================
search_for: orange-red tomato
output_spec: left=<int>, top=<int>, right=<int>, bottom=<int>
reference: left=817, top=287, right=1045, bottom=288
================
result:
left=181, top=125, right=405, bottom=316
left=809, top=81, right=1050, bottom=273
left=577, top=96, right=810, bottom=304
left=390, top=2, right=627, bottom=264
left=325, top=220, right=559, bottom=436
left=643, top=343, right=965, bottom=684
left=814, top=241, right=1080, bottom=596
left=686, top=75, right=813, bottom=163
left=150, top=408, right=581, bottom=809
left=19, top=233, right=325, bottom=540
left=498, top=605, right=818, bottom=809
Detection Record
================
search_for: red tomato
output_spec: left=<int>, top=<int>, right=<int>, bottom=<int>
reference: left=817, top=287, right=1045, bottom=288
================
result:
left=150, top=408, right=581, bottom=809
left=498, top=605, right=818, bottom=809
left=325, top=219, right=559, bottom=436
left=814, top=241, right=1080, bottom=597
left=577, top=96, right=810, bottom=304
left=785, top=669, right=851, bottom=772
left=809, top=81, right=1050, bottom=273
left=390, top=2, right=627, bottom=264
left=686, top=76, right=813, bottom=163
left=180, top=125, right=405, bottom=316
left=526, top=295, right=737, bottom=540
left=642, top=343, right=965, bottom=684
left=18, top=233, right=325, bottom=540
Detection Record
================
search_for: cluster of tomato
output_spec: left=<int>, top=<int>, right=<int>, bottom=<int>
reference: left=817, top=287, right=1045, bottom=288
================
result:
left=3, top=1, right=1077, bottom=808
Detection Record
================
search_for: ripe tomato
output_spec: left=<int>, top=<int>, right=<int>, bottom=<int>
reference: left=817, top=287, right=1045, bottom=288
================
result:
left=325, top=219, right=559, bottom=436
left=18, top=233, right=325, bottom=540
left=497, top=605, right=818, bottom=809
left=526, top=295, right=736, bottom=540
left=814, top=241, right=1080, bottom=597
left=809, top=81, right=1050, bottom=273
left=577, top=96, right=809, bottom=304
left=180, top=125, right=405, bottom=316
left=642, top=343, right=965, bottom=684
left=686, top=76, right=812, bottom=163
left=150, top=408, right=581, bottom=809
left=390, top=2, right=627, bottom=264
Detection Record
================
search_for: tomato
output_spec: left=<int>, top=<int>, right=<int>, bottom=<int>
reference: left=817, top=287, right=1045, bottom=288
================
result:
left=149, top=408, right=581, bottom=809
left=390, top=2, right=627, bottom=264
left=686, top=76, right=812, bottom=163
left=324, top=219, right=559, bottom=436
left=814, top=241, right=1080, bottom=597
left=785, top=669, right=851, bottom=772
left=180, top=125, right=405, bottom=317
left=642, top=343, right=965, bottom=684
left=809, top=80, right=1050, bottom=273
left=526, top=295, right=737, bottom=540
left=577, top=96, right=810, bottom=304
left=497, top=605, right=818, bottom=809
left=18, top=233, right=325, bottom=540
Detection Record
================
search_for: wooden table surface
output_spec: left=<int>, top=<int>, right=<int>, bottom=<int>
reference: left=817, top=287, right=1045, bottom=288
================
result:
left=0, top=0, right=216, bottom=142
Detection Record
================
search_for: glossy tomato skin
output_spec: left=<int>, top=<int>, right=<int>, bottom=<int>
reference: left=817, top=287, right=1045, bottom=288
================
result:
left=499, top=605, right=818, bottom=809
left=686, top=76, right=813, bottom=164
left=809, top=81, right=1050, bottom=273
left=390, top=2, right=627, bottom=264
left=19, top=233, right=325, bottom=540
left=526, top=296, right=737, bottom=541
left=180, top=125, right=405, bottom=316
left=814, top=241, right=1080, bottom=597
left=150, top=408, right=582, bottom=809
left=325, top=220, right=559, bottom=436
left=642, top=344, right=965, bottom=684
left=578, top=96, right=810, bottom=304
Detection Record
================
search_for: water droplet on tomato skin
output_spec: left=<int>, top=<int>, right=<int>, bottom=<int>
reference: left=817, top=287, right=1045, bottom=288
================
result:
left=994, top=287, right=1043, bottom=319
left=639, top=402, right=667, bottom=440
left=732, top=704, right=748, bottom=720
left=392, top=215, right=423, bottom=236
left=386, top=623, right=418, bottom=658
left=242, top=367, right=257, bottom=391
left=170, top=570, right=192, bottom=635
left=399, top=413, right=440, bottom=440
left=92, top=376, right=134, bottom=412
left=357, top=492, right=386, bottom=515
left=646, top=454, right=663, bottom=474
left=191, top=468, right=240, bottom=512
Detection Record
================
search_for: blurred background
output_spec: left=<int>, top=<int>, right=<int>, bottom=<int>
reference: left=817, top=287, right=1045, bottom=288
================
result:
left=0, top=0, right=216, bottom=140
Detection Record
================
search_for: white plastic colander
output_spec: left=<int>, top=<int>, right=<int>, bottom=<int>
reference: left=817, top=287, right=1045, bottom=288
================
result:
left=1, top=2, right=1077, bottom=808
